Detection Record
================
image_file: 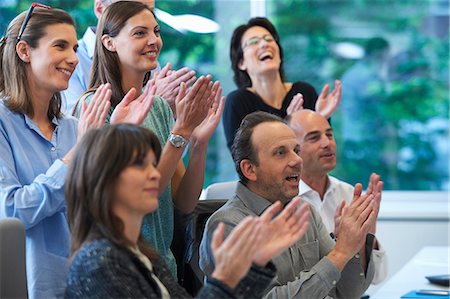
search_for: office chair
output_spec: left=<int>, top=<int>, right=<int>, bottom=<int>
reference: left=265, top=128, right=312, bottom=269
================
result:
left=181, top=199, right=227, bottom=296
left=202, top=181, right=238, bottom=200
left=0, top=218, right=28, bottom=299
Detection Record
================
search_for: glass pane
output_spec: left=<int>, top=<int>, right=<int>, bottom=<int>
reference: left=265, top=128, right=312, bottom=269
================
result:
left=267, top=0, right=449, bottom=190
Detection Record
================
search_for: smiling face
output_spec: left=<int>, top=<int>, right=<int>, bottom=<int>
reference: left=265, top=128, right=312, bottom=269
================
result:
left=238, top=26, right=281, bottom=79
left=113, top=150, right=161, bottom=219
left=246, top=121, right=303, bottom=204
left=290, top=110, right=337, bottom=177
left=107, top=9, right=162, bottom=76
left=25, top=23, right=78, bottom=94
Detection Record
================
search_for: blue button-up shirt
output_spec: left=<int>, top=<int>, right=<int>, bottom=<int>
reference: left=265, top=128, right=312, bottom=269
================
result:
left=0, top=100, right=78, bottom=299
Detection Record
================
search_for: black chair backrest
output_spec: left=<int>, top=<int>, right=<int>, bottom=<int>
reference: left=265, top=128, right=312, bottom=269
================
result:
left=181, top=200, right=227, bottom=296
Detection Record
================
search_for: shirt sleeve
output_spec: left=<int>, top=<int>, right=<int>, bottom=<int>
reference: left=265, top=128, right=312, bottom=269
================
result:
left=0, top=137, right=68, bottom=229
left=371, top=241, right=388, bottom=284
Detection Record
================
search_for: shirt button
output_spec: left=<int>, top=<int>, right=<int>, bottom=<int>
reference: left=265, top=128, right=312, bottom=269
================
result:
left=355, top=254, right=360, bottom=258
left=360, top=272, right=364, bottom=276
left=332, top=280, right=337, bottom=285
left=51, top=147, right=56, bottom=152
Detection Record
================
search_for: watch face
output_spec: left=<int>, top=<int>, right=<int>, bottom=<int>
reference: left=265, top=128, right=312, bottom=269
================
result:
left=170, top=133, right=187, bottom=148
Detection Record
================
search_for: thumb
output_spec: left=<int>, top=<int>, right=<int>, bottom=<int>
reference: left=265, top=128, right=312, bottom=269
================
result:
left=119, top=87, right=137, bottom=107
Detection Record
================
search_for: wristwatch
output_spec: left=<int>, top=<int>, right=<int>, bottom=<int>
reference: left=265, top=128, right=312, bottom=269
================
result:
left=168, top=132, right=189, bottom=148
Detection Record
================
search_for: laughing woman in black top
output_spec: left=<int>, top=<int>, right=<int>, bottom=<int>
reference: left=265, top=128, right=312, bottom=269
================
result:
left=224, top=17, right=342, bottom=151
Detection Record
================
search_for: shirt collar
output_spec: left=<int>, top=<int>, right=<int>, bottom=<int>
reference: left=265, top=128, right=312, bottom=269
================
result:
left=24, top=113, right=59, bottom=130
left=84, top=27, right=97, bottom=59
left=235, top=182, right=273, bottom=216
left=299, top=175, right=337, bottom=196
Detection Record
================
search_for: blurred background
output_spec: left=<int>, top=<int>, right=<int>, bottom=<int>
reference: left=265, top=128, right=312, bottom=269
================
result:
left=1, top=0, right=448, bottom=191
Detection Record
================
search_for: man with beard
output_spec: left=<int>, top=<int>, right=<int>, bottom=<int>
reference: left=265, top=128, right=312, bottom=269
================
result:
left=288, top=109, right=388, bottom=284
left=200, top=111, right=381, bottom=298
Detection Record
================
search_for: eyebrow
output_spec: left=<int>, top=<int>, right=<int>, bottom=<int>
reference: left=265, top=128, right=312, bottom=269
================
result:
left=131, top=26, right=149, bottom=31
left=304, top=128, right=333, bottom=139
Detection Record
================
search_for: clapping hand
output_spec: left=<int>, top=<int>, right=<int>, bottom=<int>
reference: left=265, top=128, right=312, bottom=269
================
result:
left=110, top=79, right=156, bottom=125
left=172, top=75, right=214, bottom=138
left=364, top=173, right=383, bottom=235
left=154, top=63, right=196, bottom=117
left=335, top=183, right=376, bottom=258
left=77, top=83, right=111, bottom=140
left=210, top=217, right=261, bottom=289
left=190, top=81, right=225, bottom=146
left=253, top=197, right=311, bottom=267
left=315, top=80, right=342, bottom=119
left=286, top=93, right=304, bottom=115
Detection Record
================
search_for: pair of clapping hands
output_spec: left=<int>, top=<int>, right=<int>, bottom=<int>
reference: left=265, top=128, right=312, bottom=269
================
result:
left=287, top=80, right=342, bottom=119
left=77, top=62, right=224, bottom=144
left=209, top=197, right=311, bottom=289
left=333, top=173, right=384, bottom=259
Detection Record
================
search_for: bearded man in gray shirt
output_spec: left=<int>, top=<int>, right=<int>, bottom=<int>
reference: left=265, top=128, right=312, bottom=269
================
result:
left=200, top=111, right=381, bottom=299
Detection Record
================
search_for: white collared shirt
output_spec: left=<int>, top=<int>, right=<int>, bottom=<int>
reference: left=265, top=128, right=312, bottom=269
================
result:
left=299, top=175, right=388, bottom=284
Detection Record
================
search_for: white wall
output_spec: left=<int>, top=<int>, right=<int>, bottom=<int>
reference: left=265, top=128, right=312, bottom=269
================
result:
left=367, top=192, right=449, bottom=294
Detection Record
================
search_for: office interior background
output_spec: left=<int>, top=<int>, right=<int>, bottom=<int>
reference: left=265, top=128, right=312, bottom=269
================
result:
left=1, top=0, right=449, bottom=292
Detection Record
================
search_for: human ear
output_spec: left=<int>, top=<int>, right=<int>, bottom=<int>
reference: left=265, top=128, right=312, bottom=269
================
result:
left=16, top=40, right=31, bottom=63
left=240, top=159, right=257, bottom=182
left=101, top=35, right=116, bottom=52
left=94, top=0, right=104, bottom=19
left=238, top=59, right=247, bottom=71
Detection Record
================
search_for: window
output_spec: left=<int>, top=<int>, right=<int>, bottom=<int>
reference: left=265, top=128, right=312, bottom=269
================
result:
left=2, top=0, right=448, bottom=191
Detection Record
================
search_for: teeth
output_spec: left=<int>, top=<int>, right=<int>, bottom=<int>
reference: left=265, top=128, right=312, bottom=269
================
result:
left=59, top=69, right=71, bottom=76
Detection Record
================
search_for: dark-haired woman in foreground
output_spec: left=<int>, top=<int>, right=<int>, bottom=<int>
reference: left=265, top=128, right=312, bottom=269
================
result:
left=65, top=124, right=311, bottom=298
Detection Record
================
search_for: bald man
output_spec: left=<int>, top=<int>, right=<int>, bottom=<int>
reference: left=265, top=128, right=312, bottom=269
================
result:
left=288, top=109, right=388, bottom=284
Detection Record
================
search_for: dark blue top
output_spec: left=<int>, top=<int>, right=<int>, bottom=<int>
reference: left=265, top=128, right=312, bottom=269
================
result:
left=223, top=81, right=318, bottom=151
left=65, top=238, right=275, bottom=298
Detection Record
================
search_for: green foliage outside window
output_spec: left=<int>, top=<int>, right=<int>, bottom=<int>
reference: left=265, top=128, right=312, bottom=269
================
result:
left=1, top=0, right=448, bottom=190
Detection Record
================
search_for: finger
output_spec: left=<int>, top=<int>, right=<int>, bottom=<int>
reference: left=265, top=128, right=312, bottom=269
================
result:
left=361, top=211, right=376, bottom=235
left=350, top=183, right=363, bottom=207
left=336, top=200, right=346, bottom=217
left=86, top=84, right=105, bottom=115
left=176, top=82, right=187, bottom=105
left=170, top=67, right=190, bottom=80
left=120, top=87, right=137, bottom=107
left=356, top=195, right=375, bottom=225
left=215, top=95, right=226, bottom=117
left=91, top=84, right=109, bottom=122
left=221, top=217, right=257, bottom=251
left=260, top=201, right=282, bottom=223
left=319, top=83, right=330, bottom=99
left=290, top=202, right=310, bottom=228
left=185, top=73, right=197, bottom=86
left=158, top=62, right=170, bottom=79
left=334, top=80, right=342, bottom=100
left=187, top=76, right=206, bottom=101
left=274, top=197, right=301, bottom=225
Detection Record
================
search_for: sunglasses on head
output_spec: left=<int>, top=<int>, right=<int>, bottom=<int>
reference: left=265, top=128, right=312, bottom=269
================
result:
left=17, top=2, right=51, bottom=42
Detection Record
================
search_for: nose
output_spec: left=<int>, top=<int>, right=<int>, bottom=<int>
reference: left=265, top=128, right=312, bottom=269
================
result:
left=67, top=49, right=78, bottom=67
left=319, top=135, right=330, bottom=148
left=148, top=165, right=161, bottom=182
left=288, top=151, right=303, bottom=168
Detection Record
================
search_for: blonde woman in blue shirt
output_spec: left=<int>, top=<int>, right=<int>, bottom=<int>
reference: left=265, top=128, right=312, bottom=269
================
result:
left=0, top=5, right=153, bottom=299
